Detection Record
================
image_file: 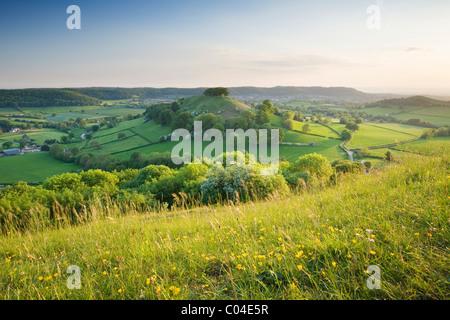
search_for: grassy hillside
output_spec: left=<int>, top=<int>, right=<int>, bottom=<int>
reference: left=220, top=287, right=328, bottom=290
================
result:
left=364, top=96, right=450, bottom=127
left=179, top=96, right=250, bottom=119
left=0, top=155, right=447, bottom=300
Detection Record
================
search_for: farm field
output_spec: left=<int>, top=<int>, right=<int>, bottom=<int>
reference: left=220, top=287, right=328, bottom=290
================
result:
left=363, top=106, right=450, bottom=127
left=0, top=128, right=69, bottom=147
left=348, top=123, right=420, bottom=149
left=394, top=137, right=450, bottom=157
left=0, top=152, right=80, bottom=184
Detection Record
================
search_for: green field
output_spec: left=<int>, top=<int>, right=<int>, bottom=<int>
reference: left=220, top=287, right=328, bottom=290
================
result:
left=0, top=152, right=80, bottom=184
left=348, top=123, right=421, bottom=149
left=394, top=137, right=450, bottom=157
left=179, top=96, right=250, bottom=119
left=0, top=128, right=69, bottom=147
left=363, top=106, right=450, bottom=127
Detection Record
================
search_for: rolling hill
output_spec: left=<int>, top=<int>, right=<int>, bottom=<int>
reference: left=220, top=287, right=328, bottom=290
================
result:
left=178, top=95, right=250, bottom=119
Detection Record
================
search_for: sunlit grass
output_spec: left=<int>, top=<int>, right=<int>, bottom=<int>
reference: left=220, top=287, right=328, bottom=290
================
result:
left=0, top=155, right=448, bottom=300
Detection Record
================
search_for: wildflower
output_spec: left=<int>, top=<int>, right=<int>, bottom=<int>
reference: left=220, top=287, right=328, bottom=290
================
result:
left=370, top=251, right=376, bottom=255
left=237, top=264, right=242, bottom=270
left=105, top=251, right=110, bottom=255
left=102, top=271, right=107, bottom=275
left=118, top=289, right=122, bottom=293
left=290, top=283, right=297, bottom=289
left=38, top=276, right=43, bottom=281
left=414, top=233, right=420, bottom=236
left=427, top=233, right=432, bottom=237
left=54, top=273, right=58, bottom=277
left=347, top=254, right=352, bottom=258
left=156, top=286, right=161, bottom=294
left=172, top=267, right=176, bottom=271
left=297, top=265, right=303, bottom=271
left=295, top=251, right=304, bottom=258
left=332, top=262, right=337, bottom=267
left=146, top=278, right=151, bottom=285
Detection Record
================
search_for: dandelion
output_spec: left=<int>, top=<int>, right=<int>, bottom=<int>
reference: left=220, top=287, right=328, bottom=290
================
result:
left=38, top=276, right=43, bottom=281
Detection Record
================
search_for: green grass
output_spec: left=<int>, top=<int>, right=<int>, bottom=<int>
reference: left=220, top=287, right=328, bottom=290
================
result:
left=0, top=128, right=69, bottom=146
left=348, top=123, right=420, bottom=149
left=0, top=152, right=80, bottom=184
left=363, top=106, right=450, bottom=126
left=179, top=96, right=250, bottom=119
left=0, top=155, right=447, bottom=299
left=394, top=137, right=450, bottom=157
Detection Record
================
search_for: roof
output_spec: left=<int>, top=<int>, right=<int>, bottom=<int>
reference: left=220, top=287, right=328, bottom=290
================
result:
left=3, top=149, right=21, bottom=155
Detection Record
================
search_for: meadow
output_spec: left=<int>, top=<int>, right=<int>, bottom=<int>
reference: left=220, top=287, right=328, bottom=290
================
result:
left=0, top=152, right=80, bottom=185
left=0, top=155, right=447, bottom=300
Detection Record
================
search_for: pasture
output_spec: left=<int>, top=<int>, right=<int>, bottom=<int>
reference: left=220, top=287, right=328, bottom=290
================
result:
left=0, top=152, right=80, bottom=184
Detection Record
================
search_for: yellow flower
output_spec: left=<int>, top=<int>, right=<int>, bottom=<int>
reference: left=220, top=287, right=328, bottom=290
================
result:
left=105, top=251, right=110, bottom=255
left=172, top=267, right=176, bottom=271
left=118, top=289, right=122, bottom=293
left=427, top=233, right=432, bottom=237
left=332, top=262, right=337, bottom=267
left=290, top=283, right=297, bottom=289
left=297, top=265, right=303, bottom=271
left=38, top=276, right=43, bottom=281
left=151, top=275, right=157, bottom=282
left=102, top=271, right=107, bottom=275
left=156, top=286, right=161, bottom=293
left=174, top=288, right=181, bottom=295
left=390, top=253, right=395, bottom=256
left=347, top=254, right=352, bottom=258
left=54, top=273, right=58, bottom=277
left=370, top=251, right=376, bottom=255
left=414, top=233, right=420, bottom=236
left=237, top=264, right=242, bottom=270
left=352, top=239, right=357, bottom=244
left=146, top=278, right=151, bottom=285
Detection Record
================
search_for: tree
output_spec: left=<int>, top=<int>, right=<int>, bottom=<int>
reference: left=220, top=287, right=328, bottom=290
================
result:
left=90, top=141, right=102, bottom=150
left=346, top=122, right=360, bottom=131
left=61, top=135, right=72, bottom=144
left=2, top=141, right=13, bottom=149
left=92, top=125, right=100, bottom=132
left=118, top=132, right=126, bottom=140
left=203, top=87, right=229, bottom=97
left=172, top=111, right=194, bottom=131
left=385, top=151, right=394, bottom=162
left=291, top=153, right=333, bottom=179
left=341, top=129, right=353, bottom=141
left=256, top=110, right=270, bottom=125
left=283, top=119, right=294, bottom=130
left=302, top=123, right=311, bottom=133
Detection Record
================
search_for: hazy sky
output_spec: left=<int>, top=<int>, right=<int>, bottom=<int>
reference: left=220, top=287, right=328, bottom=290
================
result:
left=1, top=0, right=449, bottom=94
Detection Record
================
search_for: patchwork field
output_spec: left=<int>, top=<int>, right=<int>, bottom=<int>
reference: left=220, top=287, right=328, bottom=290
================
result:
left=0, top=152, right=80, bottom=184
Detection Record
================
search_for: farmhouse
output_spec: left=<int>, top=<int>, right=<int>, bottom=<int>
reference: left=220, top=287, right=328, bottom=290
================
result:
left=9, top=128, right=21, bottom=133
left=1, top=148, right=22, bottom=156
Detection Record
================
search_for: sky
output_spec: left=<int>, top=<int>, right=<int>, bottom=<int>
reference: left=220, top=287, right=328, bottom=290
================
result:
left=0, top=0, right=449, bottom=94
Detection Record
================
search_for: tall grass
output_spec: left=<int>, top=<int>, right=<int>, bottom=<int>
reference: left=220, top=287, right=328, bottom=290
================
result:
left=0, top=155, right=448, bottom=300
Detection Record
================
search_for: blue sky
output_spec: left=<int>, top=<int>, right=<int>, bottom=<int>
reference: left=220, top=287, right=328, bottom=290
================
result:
left=1, top=0, right=449, bottom=94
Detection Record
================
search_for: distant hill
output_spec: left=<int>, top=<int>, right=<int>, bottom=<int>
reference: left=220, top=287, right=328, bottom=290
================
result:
left=178, top=95, right=250, bottom=119
left=367, top=96, right=450, bottom=108
left=62, top=86, right=397, bottom=103
left=0, top=89, right=101, bottom=108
